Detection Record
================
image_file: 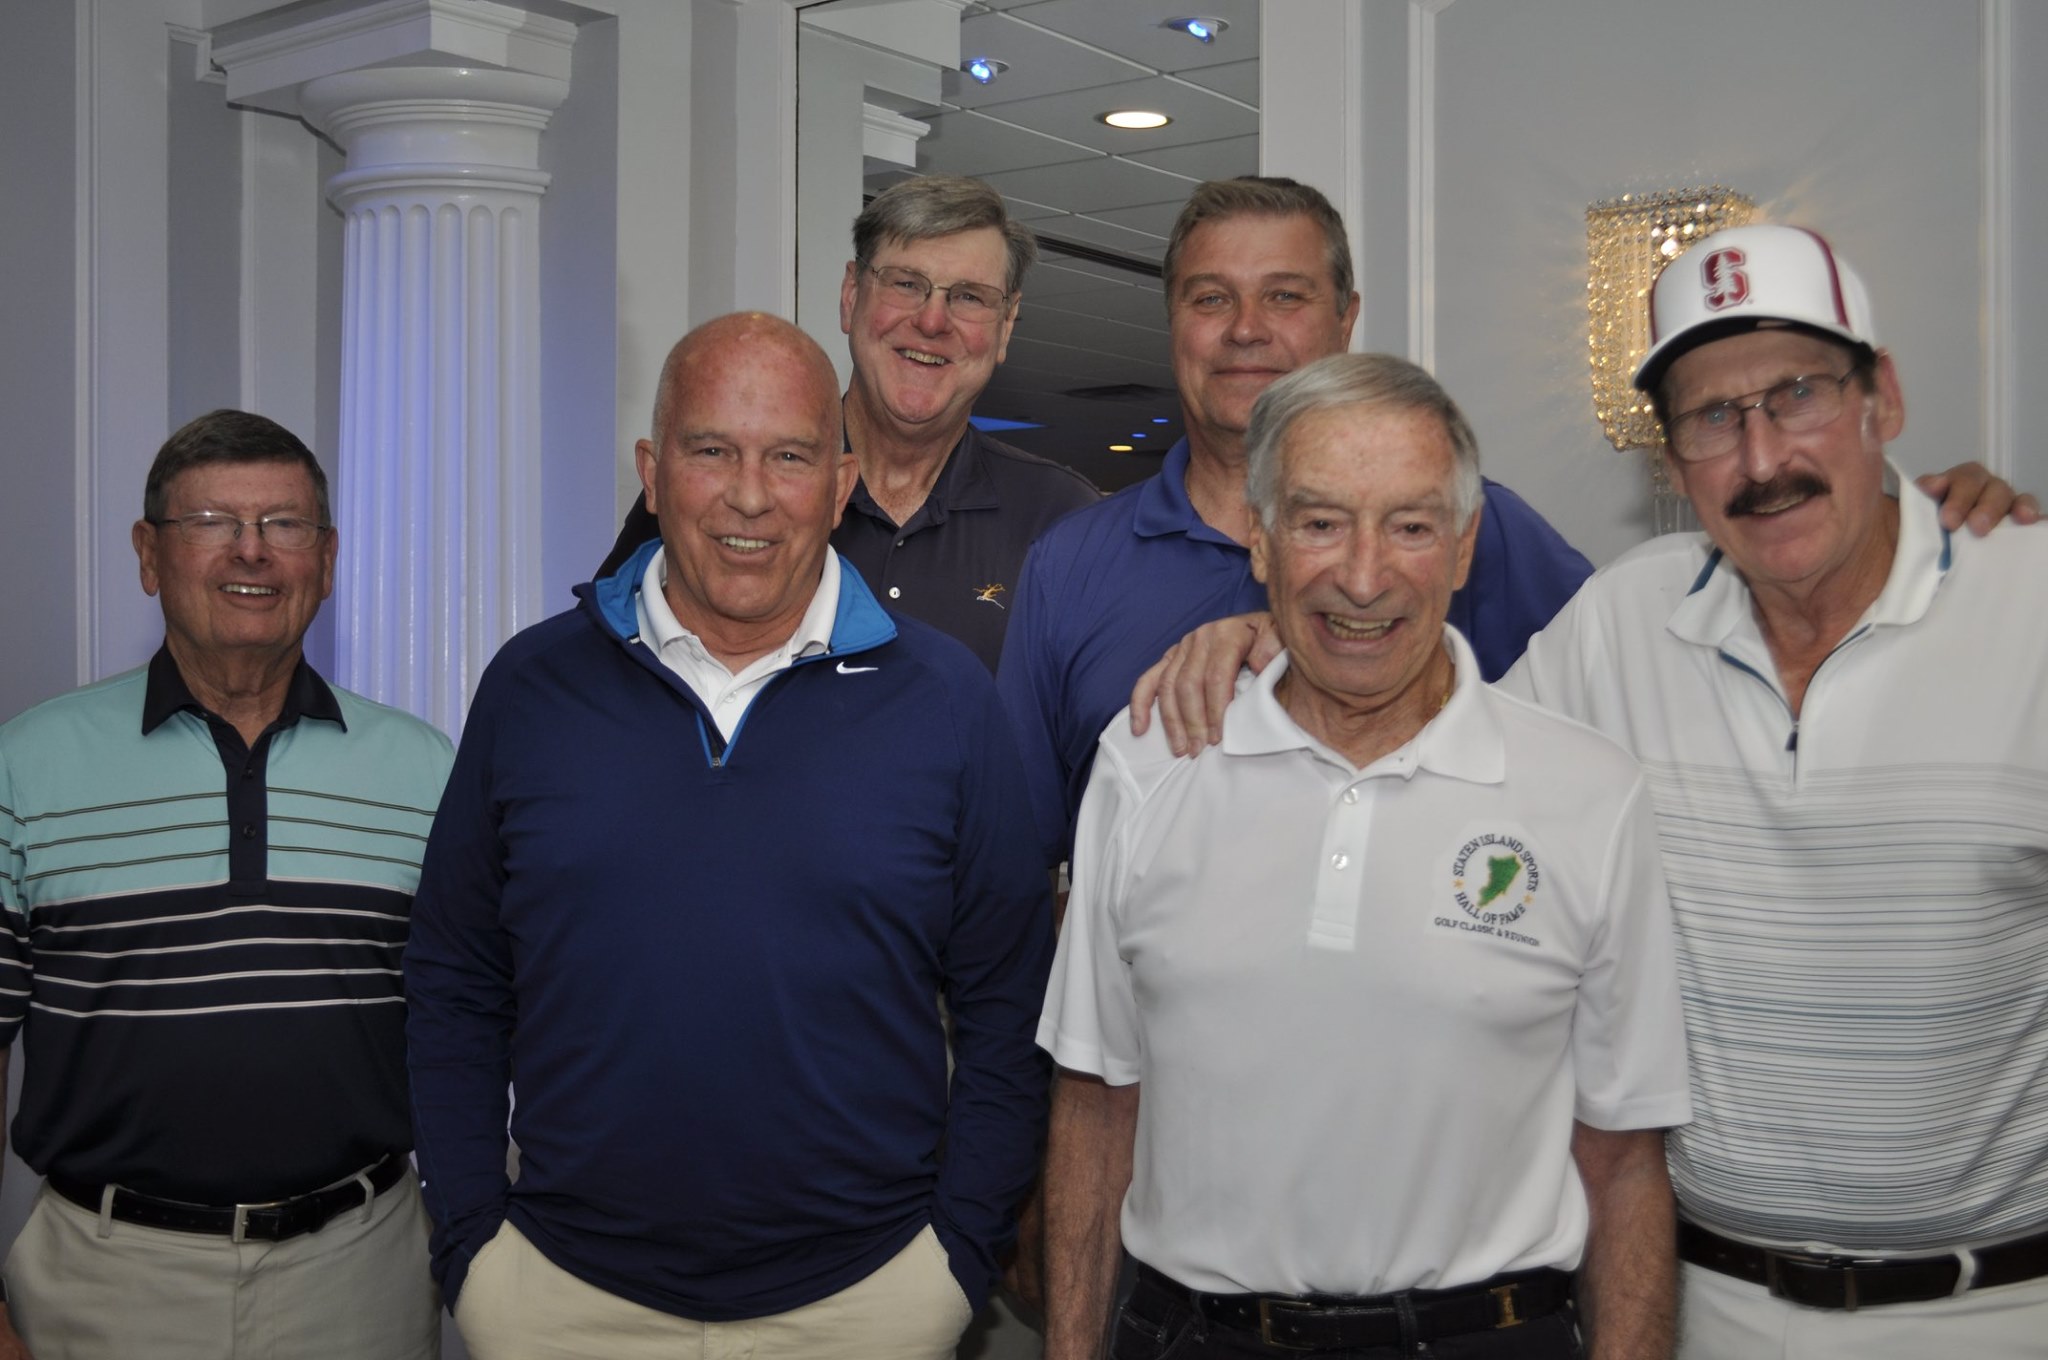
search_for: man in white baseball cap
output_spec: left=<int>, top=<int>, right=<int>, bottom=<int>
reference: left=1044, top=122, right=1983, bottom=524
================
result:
left=1498, top=221, right=2048, bottom=1357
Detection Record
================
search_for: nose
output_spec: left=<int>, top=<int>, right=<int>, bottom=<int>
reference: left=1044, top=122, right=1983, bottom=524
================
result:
left=723, top=454, right=774, bottom=517
left=1334, top=528, right=1390, bottom=604
left=912, top=287, right=953, bottom=335
left=1225, top=297, right=1273, bottom=346
left=230, top=521, right=274, bottom=563
left=1731, top=400, right=1792, bottom=483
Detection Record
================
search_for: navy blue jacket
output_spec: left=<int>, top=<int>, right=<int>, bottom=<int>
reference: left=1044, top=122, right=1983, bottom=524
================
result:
left=406, top=543, right=1054, bottom=1321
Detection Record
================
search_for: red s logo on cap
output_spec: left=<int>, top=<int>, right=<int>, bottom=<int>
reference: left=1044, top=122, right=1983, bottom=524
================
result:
left=1701, top=248, right=1749, bottom=311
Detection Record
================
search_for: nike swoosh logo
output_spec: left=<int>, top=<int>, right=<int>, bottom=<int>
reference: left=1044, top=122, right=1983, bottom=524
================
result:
left=836, top=662, right=878, bottom=674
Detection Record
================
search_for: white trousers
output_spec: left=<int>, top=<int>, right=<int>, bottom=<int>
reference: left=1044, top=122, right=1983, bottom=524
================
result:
left=5, top=1171, right=439, bottom=1360
left=1677, top=1260, right=2048, bottom=1360
left=454, top=1220, right=974, bottom=1360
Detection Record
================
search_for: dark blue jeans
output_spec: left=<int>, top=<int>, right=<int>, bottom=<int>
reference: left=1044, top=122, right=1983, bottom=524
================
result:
left=1110, top=1271, right=1585, bottom=1360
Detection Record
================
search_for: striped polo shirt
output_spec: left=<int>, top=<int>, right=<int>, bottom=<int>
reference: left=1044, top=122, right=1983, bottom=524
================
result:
left=0, top=651, right=453, bottom=1203
left=1503, top=476, right=2048, bottom=1251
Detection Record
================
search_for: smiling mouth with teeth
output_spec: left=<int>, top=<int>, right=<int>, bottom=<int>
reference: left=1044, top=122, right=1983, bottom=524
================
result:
left=221, top=584, right=279, bottom=596
left=718, top=536, right=771, bottom=552
left=1323, top=615, right=1395, bottom=641
left=900, top=350, right=948, bottom=366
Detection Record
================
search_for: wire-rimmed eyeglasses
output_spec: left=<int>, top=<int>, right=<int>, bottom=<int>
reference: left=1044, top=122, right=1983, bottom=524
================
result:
left=1665, top=372, right=1858, bottom=463
left=148, top=512, right=331, bottom=551
left=861, top=263, right=1011, bottom=323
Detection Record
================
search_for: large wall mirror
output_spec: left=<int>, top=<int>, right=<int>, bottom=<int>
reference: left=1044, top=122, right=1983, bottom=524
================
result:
left=795, top=0, right=1260, bottom=492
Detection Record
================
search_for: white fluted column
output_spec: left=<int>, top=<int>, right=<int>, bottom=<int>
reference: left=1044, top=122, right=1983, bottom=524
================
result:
left=299, top=67, right=566, bottom=735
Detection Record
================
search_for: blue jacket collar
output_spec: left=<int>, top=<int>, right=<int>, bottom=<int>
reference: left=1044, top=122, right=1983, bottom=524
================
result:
left=580, top=539, right=898, bottom=659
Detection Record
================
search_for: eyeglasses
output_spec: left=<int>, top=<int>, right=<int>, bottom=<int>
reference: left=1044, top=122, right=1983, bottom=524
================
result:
left=862, top=263, right=1011, bottom=323
left=149, top=512, right=330, bottom=551
left=1665, top=372, right=1858, bottom=463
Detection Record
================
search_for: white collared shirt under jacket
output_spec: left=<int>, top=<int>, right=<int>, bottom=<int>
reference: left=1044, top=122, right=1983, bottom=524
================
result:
left=1501, top=471, right=2048, bottom=1254
left=1040, top=626, right=1692, bottom=1296
left=636, top=550, right=841, bottom=740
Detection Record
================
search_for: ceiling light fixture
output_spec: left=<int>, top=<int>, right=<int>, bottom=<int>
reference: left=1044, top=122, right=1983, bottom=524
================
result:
left=1109, top=444, right=1135, bottom=453
left=1100, top=110, right=1171, bottom=130
left=961, top=57, right=1007, bottom=85
left=1163, top=17, right=1227, bottom=43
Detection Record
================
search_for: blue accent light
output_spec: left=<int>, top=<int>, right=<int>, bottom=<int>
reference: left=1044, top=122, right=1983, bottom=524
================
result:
left=1152, top=417, right=1171, bottom=424
left=966, top=57, right=997, bottom=84
left=1186, top=19, right=1212, bottom=41
left=969, top=415, right=1044, bottom=433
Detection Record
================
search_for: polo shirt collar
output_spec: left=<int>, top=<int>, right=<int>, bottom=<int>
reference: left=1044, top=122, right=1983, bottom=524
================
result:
left=1666, top=459, right=1952, bottom=653
left=141, top=645, right=345, bottom=737
left=1131, top=439, right=1244, bottom=548
left=635, top=547, right=840, bottom=671
left=844, top=425, right=999, bottom=531
left=1219, top=625, right=1505, bottom=783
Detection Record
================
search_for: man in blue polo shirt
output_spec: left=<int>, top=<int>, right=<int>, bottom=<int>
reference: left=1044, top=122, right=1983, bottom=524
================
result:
left=996, top=177, right=1591, bottom=868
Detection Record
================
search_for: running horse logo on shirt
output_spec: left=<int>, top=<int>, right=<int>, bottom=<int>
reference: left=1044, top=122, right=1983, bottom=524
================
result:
left=1700, top=247, right=1749, bottom=312
left=973, top=583, right=1007, bottom=609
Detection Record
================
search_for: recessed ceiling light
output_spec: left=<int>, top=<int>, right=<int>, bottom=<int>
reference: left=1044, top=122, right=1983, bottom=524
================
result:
left=1109, top=444, right=1135, bottom=453
left=961, top=57, right=1007, bottom=85
left=1152, top=417, right=1171, bottom=424
left=1163, top=17, right=1228, bottom=44
left=1100, top=110, right=1171, bottom=130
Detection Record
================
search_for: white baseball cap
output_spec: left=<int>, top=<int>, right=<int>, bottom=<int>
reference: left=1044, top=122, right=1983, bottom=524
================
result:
left=1633, top=223, right=1878, bottom=392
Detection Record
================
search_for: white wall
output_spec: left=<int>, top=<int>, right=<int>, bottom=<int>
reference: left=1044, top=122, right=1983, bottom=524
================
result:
left=0, top=0, right=80, bottom=726
left=1372, top=0, right=2032, bottom=566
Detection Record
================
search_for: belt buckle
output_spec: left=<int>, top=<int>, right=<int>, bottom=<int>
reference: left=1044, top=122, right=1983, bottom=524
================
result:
left=230, top=1196, right=290, bottom=1245
left=1256, top=1297, right=1319, bottom=1352
left=1491, top=1282, right=1525, bottom=1328
left=1763, top=1249, right=1864, bottom=1311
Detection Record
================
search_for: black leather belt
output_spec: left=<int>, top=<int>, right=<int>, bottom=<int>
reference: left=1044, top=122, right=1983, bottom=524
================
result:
left=49, top=1152, right=407, bottom=1244
left=1133, top=1259, right=1572, bottom=1352
left=1678, top=1218, right=2048, bottom=1310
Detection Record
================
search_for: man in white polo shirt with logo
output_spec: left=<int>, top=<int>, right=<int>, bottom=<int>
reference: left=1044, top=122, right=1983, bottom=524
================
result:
left=1503, top=223, right=2048, bottom=1357
left=1039, top=352, right=1692, bottom=1360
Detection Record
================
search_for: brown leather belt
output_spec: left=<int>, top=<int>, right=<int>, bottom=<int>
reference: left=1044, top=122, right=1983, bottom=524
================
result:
left=1132, top=1259, right=1572, bottom=1351
left=49, top=1152, right=407, bottom=1243
left=1678, top=1218, right=2048, bottom=1311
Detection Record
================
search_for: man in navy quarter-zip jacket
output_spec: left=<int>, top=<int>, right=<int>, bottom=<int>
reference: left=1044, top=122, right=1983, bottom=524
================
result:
left=405, top=312, right=1054, bottom=1360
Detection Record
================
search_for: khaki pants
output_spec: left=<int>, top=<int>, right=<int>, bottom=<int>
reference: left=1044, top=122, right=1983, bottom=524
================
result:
left=455, top=1221, right=973, bottom=1360
left=4, top=1172, right=439, bottom=1360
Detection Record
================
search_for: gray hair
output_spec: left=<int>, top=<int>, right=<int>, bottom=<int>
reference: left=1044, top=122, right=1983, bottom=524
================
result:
left=1245, top=353, right=1482, bottom=529
left=144, top=409, right=331, bottom=524
left=1162, top=176, right=1354, bottom=308
left=852, top=175, right=1038, bottom=297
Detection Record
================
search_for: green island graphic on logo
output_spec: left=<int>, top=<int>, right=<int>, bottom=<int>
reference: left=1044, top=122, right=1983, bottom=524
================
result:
left=1477, top=854, right=1522, bottom=909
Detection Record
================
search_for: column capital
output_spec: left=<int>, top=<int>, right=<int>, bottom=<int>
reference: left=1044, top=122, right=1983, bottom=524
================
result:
left=210, top=0, right=606, bottom=112
left=299, top=66, right=569, bottom=201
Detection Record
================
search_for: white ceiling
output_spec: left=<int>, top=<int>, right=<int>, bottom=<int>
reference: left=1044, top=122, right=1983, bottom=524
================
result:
left=839, top=0, right=1262, bottom=488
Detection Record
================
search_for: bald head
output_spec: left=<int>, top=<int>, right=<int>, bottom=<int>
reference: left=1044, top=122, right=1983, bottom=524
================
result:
left=651, top=313, right=842, bottom=452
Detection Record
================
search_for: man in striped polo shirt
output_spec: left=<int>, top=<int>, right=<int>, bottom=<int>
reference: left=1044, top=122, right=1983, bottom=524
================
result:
left=0, top=410, right=453, bottom=1359
left=1504, top=224, right=2048, bottom=1356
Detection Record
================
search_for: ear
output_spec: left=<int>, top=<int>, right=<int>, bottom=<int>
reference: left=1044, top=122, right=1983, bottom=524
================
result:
left=839, top=260, right=861, bottom=337
left=1248, top=515, right=1271, bottom=587
left=316, top=522, right=338, bottom=603
left=1338, top=290, right=1362, bottom=350
left=830, top=450, right=859, bottom=529
left=133, top=519, right=162, bottom=597
left=992, top=293, right=1020, bottom=366
left=1451, top=499, right=1482, bottom=593
left=1870, top=350, right=1906, bottom=443
left=635, top=437, right=661, bottom=516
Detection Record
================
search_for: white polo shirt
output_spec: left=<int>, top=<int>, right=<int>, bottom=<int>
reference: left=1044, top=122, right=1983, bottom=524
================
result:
left=635, top=550, right=840, bottom=739
left=1501, top=473, right=2048, bottom=1252
left=1040, top=626, right=1691, bottom=1296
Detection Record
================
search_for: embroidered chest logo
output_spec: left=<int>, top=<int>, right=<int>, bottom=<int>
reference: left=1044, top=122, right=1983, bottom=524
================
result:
left=1435, top=832, right=1543, bottom=948
left=1700, top=247, right=1750, bottom=311
left=973, top=583, right=1007, bottom=609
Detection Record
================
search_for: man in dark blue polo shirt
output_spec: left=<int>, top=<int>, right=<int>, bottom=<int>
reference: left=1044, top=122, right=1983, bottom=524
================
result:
left=996, top=177, right=1593, bottom=869
left=602, top=175, right=1097, bottom=673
